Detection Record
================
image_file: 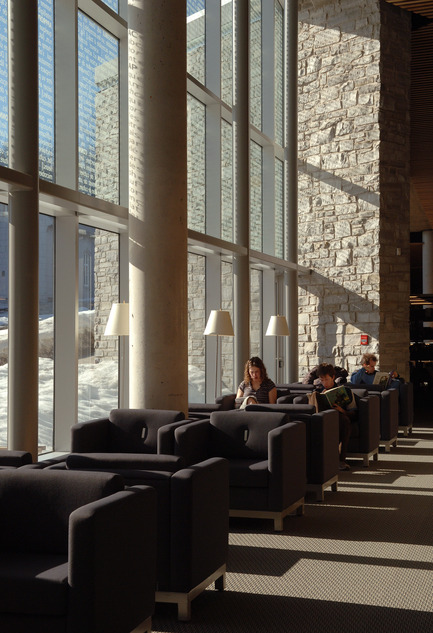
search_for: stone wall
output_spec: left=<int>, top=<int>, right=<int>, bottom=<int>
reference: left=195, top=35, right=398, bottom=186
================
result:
left=297, top=0, right=411, bottom=379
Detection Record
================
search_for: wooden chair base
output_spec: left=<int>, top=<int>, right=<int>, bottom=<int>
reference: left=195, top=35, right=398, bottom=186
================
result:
left=399, top=424, right=413, bottom=437
left=380, top=435, right=398, bottom=453
left=307, top=474, right=338, bottom=502
left=229, top=497, right=305, bottom=531
left=347, top=448, right=379, bottom=467
left=156, top=564, right=226, bottom=621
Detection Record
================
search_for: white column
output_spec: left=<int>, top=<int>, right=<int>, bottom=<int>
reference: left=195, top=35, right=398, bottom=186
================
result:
left=128, top=0, right=188, bottom=414
left=8, top=0, right=39, bottom=458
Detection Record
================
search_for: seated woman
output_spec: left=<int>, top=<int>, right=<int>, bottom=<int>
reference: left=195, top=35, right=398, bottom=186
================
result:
left=236, top=356, right=277, bottom=407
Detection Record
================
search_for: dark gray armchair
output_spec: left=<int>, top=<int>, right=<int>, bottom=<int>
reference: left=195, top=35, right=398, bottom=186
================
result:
left=346, top=383, right=399, bottom=452
left=0, top=469, right=157, bottom=633
left=246, top=402, right=340, bottom=501
left=69, top=408, right=188, bottom=474
left=172, top=410, right=306, bottom=531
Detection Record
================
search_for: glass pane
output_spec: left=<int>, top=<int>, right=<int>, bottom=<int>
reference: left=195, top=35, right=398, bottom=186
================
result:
left=38, top=0, right=55, bottom=182
left=221, top=260, right=234, bottom=393
left=78, top=12, right=119, bottom=203
left=77, top=226, right=119, bottom=422
left=188, top=252, right=206, bottom=403
left=221, top=0, right=233, bottom=106
left=187, top=94, right=206, bottom=233
left=101, top=0, right=118, bottom=12
left=221, top=119, right=233, bottom=242
left=250, top=267, right=262, bottom=358
left=250, top=140, right=263, bottom=251
left=274, top=0, right=284, bottom=146
left=0, top=0, right=7, bottom=167
left=0, top=203, right=7, bottom=446
left=275, top=157, right=284, bottom=258
left=250, top=0, right=262, bottom=129
left=187, top=0, right=205, bottom=85
left=39, top=214, right=54, bottom=453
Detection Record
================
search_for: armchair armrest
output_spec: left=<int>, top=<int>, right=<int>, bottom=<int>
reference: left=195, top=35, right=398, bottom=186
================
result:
left=71, top=418, right=110, bottom=452
left=66, top=452, right=184, bottom=473
left=0, top=450, right=32, bottom=467
left=356, top=395, right=380, bottom=453
left=69, top=486, right=157, bottom=633
left=268, top=421, right=306, bottom=510
left=158, top=420, right=193, bottom=455
left=170, top=457, right=229, bottom=592
left=174, top=420, right=211, bottom=466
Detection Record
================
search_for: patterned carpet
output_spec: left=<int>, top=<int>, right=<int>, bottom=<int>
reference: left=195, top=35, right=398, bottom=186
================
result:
left=152, top=407, right=433, bottom=633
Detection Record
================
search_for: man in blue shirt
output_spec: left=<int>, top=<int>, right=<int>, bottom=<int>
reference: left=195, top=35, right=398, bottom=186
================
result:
left=351, top=353, right=401, bottom=388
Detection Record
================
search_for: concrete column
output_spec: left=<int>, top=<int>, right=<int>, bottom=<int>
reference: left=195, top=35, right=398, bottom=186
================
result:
left=422, top=230, right=433, bottom=327
left=8, top=0, right=39, bottom=459
left=233, top=0, right=250, bottom=383
left=285, top=0, right=298, bottom=382
left=128, top=0, right=188, bottom=414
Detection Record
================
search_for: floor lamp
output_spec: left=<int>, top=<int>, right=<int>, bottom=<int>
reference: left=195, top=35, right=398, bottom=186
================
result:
left=204, top=309, right=234, bottom=401
left=265, top=315, right=290, bottom=384
left=104, top=301, right=129, bottom=407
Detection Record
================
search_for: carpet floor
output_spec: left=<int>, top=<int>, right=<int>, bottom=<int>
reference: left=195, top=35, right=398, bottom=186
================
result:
left=152, top=406, right=433, bottom=633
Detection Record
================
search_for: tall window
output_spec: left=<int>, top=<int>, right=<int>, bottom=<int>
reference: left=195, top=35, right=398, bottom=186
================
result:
left=187, top=94, right=206, bottom=233
left=250, top=267, right=263, bottom=358
left=188, top=252, right=206, bottom=402
left=77, top=226, right=119, bottom=422
left=0, top=0, right=7, bottom=167
left=38, top=214, right=55, bottom=453
left=250, top=0, right=262, bottom=129
left=78, top=11, right=119, bottom=203
left=221, top=0, right=233, bottom=106
left=38, top=0, right=54, bottom=181
left=187, top=0, right=205, bottom=84
left=250, top=141, right=263, bottom=251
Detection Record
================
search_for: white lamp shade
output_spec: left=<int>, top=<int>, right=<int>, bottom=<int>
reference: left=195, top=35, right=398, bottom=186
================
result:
left=265, top=315, right=290, bottom=336
left=104, top=302, right=130, bottom=336
left=204, top=309, right=234, bottom=336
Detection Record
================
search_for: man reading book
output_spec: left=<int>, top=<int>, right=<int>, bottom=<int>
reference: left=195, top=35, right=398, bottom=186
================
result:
left=350, top=353, right=401, bottom=389
left=315, top=363, right=356, bottom=471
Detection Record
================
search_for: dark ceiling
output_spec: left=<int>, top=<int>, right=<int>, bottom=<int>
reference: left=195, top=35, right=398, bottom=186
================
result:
left=385, top=1, right=433, bottom=232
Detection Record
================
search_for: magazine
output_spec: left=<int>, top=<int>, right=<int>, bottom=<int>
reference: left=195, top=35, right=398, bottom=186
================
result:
left=316, top=385, right=356, bottom=412
left=373, top=371, right=394, bottom=388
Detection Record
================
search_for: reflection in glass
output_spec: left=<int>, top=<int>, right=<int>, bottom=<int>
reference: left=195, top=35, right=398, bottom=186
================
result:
left=221, top=119, right=233, bottom=242
left=187, top=94, right=206, bottom=233
left=0, top=0, right=7, bottom=167
left=250, top=267, right=262, bottom=359
left=39, top=0, right=55, bottom=182
left=250, top=0, right=262, bottom=129
left=275, top=158, right=284, bottom=259
left=275, top=1, right=284, bottom=146
left=78, top=226, right=119, bottom=422
left=188, top=253, right=206, bottom=402
left=187, top=0, right=205, bottom=85
left=221, top=0, right=233, bottom=106
left=101, top=0, right=118, bottom=12
left=39, top=214, right=54, bottom=452
left=78, top=12, right=119, bottom=203
left=0, top=204, right=7, bottom=446
left=250, top=140, right=263, bottom=251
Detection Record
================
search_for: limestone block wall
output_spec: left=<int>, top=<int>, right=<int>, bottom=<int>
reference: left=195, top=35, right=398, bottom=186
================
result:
left=297, top=0, right=411, bottom=379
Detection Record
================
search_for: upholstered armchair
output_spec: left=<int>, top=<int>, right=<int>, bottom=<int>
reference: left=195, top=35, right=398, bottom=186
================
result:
left=346, top=384, right=399, bottom=452
left=246, top=402, right=340, bottom=501
left=0, top=468, right=157, bottom=633
left=188, top=393, right=236, bottom=419
left=0, top=449, right=32, bottom=468
left=172, top=410, right=306, bottom=531
left=69, top=408, right=188, bottom=474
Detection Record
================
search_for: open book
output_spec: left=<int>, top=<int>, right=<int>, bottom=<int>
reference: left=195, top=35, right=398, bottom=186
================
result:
left=373, top=371, right=394, bottom=388
left=315, top=385, right=356, bottom=412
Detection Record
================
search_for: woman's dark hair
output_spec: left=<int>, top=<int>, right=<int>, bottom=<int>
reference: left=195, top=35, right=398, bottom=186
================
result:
left=317, top=363, right=335, bottom=378
left=243, top=356, right=269, bottom=384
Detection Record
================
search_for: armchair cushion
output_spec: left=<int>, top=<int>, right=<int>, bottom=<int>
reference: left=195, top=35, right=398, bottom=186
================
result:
left=66, top=452, right=183, bottom=473
left=229, top=458, right=269, bottom=487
